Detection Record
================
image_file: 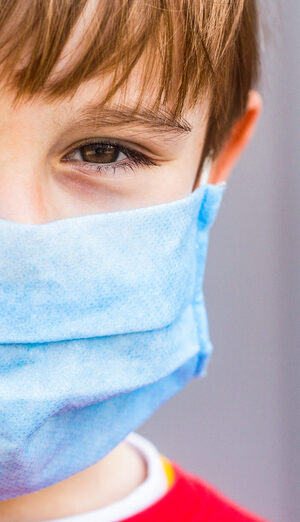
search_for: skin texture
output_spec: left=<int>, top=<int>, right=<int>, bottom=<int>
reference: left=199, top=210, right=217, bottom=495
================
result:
left=0, top=3, right=262, bottom=520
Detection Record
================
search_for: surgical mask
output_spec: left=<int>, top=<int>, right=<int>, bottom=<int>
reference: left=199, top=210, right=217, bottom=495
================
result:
left=0, top=163, right=227, bottom=500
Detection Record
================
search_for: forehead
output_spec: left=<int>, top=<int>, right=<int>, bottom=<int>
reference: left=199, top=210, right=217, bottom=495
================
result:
left=5, top=0, right=179, bottom=101
left=0, top=0, right=209, bottom=134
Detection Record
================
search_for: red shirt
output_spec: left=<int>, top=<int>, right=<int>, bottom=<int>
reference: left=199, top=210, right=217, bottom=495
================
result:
left=121, top=459, right=271, bottom=522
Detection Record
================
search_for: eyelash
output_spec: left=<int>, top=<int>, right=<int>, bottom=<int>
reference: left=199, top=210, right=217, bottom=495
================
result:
left=62, top=138, right=158, bottom=176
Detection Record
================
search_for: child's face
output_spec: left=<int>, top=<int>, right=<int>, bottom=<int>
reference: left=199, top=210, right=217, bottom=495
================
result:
left=0, top=58, right=210, bottom=224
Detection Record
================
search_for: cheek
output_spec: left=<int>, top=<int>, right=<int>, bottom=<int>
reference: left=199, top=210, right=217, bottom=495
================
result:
left=49, top=160, right=194, bottom=216
left=51, top=154, right=201, bottom=217
left=162, top=137, right=206, bottom=195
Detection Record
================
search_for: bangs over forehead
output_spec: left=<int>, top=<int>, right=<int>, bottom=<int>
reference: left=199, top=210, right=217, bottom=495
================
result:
left=0, top=0, right=259, bottom=160
left=0, top=0, right=212, bottom=113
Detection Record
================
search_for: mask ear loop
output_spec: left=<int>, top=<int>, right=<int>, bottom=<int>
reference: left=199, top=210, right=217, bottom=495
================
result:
left=199, top=157, right=212, bottom=186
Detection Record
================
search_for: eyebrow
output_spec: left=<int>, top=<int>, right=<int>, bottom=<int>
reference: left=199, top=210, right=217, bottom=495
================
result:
left=68, top=102, right=193, bottom=140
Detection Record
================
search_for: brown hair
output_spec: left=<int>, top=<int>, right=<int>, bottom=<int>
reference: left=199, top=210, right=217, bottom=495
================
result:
left=0, top=0, right=260, bottom=182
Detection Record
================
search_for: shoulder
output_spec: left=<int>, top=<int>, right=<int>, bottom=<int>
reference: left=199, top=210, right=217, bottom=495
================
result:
left=167, top=459, right=272, bottom=522
left=120, top=456, right=272, bottom=522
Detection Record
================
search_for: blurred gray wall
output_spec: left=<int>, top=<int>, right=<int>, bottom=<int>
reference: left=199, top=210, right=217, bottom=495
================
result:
left=138, top=3, right=300, bottom=522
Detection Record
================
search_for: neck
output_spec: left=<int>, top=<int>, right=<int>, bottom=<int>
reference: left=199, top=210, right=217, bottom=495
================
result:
left=0, top=439, right=147, bottom=522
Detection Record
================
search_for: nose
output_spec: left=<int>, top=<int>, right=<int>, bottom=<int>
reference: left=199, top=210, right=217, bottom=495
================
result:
left=0, top=165, right=51, bottom=224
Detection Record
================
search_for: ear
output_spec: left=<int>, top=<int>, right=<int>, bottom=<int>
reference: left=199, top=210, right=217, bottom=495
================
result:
left=205, top=90, right=262, bottom=185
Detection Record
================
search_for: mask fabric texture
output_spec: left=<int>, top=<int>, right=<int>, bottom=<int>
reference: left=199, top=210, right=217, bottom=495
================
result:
left=0, top=180, right=227, bottom=500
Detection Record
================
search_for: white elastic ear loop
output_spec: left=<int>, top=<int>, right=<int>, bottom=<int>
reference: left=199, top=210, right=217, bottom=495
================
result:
left=199, top=157, right=212, bottom=186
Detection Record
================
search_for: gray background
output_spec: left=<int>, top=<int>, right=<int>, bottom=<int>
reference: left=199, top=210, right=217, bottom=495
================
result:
left=138, top=2, right=300, bottom=522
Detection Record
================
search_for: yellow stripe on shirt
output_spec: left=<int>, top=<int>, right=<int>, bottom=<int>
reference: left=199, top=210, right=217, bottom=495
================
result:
left=160, top=455, right=175, bottom=489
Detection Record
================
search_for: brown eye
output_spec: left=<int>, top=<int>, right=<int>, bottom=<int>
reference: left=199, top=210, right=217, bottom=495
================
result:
left=62, top=139, right=158, bottom=176
left=79, top=143, right=125, bottom=164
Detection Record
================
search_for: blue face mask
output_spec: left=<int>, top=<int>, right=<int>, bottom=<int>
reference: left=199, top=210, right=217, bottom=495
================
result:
left=0, top=176, right=227, bottom=500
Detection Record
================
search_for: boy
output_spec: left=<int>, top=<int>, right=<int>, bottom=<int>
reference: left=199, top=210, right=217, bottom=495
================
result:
left=0, top=0, right=271, bottom=521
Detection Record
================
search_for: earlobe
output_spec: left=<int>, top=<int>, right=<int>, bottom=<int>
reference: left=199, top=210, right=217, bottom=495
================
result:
left=208, top=90, right=263, bottom=184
